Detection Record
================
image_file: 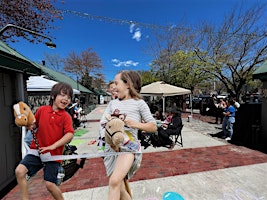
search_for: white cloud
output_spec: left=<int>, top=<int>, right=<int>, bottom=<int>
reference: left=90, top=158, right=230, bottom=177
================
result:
left=112, top=59, right=139, bottom=67
left=129, top=23, right=135, bottom=33
left=132, top=28, right=141, bottom=42
left=129, top=24, right=142, bottom=42
left=111, top=58, right=119, bottom=63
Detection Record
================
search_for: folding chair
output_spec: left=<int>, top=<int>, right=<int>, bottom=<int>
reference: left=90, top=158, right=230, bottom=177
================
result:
left=171, top=124, right=184, bottom=147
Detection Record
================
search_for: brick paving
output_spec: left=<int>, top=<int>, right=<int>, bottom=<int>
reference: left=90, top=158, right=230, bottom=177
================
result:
left=4, top=144, right=267, bottom=200
left=3, top=108, right=266, bottom=200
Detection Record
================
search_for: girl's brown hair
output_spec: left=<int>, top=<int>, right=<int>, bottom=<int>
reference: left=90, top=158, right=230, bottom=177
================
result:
left=119, top=70, right=142, bottom=99
left=49, top=82, right=73, bottom=105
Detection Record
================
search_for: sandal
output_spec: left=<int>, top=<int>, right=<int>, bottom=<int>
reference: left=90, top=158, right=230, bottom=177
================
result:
left=88, top=140, right=96, bottom=145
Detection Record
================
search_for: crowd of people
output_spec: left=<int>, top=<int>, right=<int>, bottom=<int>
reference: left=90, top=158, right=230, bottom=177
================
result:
left=210, top=94, right=240, bottom=141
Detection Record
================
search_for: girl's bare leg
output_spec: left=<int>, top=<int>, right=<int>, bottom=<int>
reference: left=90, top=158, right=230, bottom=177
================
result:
left=108, top=153, right=134, bottom=200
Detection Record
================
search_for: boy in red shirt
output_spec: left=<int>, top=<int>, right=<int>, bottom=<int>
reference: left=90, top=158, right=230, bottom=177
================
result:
left=15, top=82, right=74, bottom=200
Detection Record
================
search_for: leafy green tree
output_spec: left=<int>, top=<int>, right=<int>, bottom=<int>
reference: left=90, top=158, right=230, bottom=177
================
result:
left=138, top=70, right=159, bottom=86
left=147, top=23, right=194, bottom=83
left=170, top=50, right=210, bottom=91
left=0, top=0, right=62, bottom=43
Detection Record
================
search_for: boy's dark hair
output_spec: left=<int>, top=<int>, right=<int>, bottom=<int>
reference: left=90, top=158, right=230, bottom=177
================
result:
left=49, top=82, right=73, bottom=105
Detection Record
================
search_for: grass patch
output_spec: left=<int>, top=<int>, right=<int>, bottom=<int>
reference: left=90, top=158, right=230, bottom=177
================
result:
left=69, top=139, right=85, bottom=146
left=74, top=129, right=88, bottom=137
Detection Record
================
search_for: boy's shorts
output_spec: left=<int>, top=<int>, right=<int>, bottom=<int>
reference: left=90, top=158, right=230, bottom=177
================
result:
left=20, top=154, right=60, bottom=184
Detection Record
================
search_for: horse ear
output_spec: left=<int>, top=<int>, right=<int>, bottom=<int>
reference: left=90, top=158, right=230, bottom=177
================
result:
left=119, top=114, right=126, bottom=121
left=13, top=103, right=19, bottom=117
left=106, top=114, right=112, bottom=121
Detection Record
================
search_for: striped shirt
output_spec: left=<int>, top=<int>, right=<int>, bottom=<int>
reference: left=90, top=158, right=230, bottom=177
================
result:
left=100, top=98, right=156, bottom=178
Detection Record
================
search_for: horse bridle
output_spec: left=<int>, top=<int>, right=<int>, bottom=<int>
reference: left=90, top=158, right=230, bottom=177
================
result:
left=105, top=118, right=124, bottom=138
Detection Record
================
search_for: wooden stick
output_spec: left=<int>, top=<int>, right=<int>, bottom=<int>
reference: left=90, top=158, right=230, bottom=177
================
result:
left=124, top=178, right=132, bottom=198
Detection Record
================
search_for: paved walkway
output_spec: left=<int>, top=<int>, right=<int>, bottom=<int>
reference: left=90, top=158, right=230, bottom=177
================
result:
left=3, top=105, right=267, bottom=200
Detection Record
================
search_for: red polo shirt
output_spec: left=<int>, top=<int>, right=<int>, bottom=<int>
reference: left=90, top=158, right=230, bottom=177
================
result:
left=30, top=106, right=74, bottom=156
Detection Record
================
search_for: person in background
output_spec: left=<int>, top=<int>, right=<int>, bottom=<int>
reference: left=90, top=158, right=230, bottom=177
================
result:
left=233, top=97, right=240, bottom=111
left=107, top=81, right=118, bottom=99
left=215, top=98, right=227, bottom=124
left=100, top=70, right=157, bottom=200
left=149, top=102, right=158, bottom=114
left=162, top=108, right=172, bottom=125
left=15, top=82, right=74, bottom=200
left=153, top=110, right=164, bottom=121
left=24, top=130, right=33, bottom=147
left=97, top=81, right=118, bottom=152
left=72, top=98, right=81, bottom=128
left=157, top=106, right=183, bottom=149
left=222, top=99, right=236, bottom=141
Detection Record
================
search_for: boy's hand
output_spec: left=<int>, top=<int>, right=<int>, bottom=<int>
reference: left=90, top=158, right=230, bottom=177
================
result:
left=26, top=123, right=36, bottom=131
left=39, top=144, right=56, bottom=153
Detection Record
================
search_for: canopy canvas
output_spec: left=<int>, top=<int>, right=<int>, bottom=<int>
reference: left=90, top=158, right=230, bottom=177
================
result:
left=140, top=81, right=192, bottom=114
left=27, top=76, right=80, bottom=94
left=141, top=81, right=191, bottom=96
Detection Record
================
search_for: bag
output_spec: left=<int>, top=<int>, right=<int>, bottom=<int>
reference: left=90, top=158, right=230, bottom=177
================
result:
left=61, top=144, right=85, bottom=182
left=150, top=133, right=164, bottom=147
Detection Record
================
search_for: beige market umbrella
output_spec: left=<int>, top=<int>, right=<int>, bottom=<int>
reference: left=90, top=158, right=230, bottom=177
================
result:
left=141, top=81, right=191, bottom=114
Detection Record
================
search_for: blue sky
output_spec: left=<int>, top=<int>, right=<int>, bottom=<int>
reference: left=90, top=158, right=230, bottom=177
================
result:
left=6, top=0, right=263, bottom=82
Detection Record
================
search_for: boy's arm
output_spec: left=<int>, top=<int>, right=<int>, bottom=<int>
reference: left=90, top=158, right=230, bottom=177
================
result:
left=39, top=132, right=74, bottom=153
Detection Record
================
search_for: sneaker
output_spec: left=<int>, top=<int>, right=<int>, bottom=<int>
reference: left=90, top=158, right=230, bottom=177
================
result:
left=225, top=137, right=231, bottom=141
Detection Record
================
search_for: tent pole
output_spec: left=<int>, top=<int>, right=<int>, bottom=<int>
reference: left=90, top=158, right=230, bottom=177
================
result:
left=163, top=96, right=165, bottom=114
left=190, top=94, right=193, bottom=117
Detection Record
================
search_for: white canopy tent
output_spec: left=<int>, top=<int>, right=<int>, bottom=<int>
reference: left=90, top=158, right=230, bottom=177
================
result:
left=140, top=81, right=192, bottom=114
left=27, top=76, right=80, bottom=94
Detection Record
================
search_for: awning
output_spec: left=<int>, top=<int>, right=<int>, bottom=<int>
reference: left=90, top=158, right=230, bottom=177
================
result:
left=27, top=76, right=80, bottom=94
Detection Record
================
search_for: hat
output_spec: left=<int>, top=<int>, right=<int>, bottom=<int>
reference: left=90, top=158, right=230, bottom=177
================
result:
left=170, top=106, right=181, bottom=114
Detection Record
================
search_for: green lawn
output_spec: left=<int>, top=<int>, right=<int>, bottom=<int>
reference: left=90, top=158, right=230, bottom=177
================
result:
left=74, top=129, right=88, bottom=137
left=69, top=139, right=85, bottom=146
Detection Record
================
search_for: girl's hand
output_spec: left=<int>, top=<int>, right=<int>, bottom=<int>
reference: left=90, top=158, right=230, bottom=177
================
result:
left=124, top=119, right=138, bottom=129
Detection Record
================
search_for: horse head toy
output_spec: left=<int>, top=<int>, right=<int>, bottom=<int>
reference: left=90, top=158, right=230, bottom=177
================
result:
left=13, top=101, right=35, bottom=127
left=104, top=113, right=126, bottom=152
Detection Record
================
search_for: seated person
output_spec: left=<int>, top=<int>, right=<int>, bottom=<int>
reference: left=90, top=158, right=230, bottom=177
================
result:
left=153, top=110, right=164, bottom=121
left=162, top=108, right=172, bottom=124
left=157, top=106, right=182, bottom=149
